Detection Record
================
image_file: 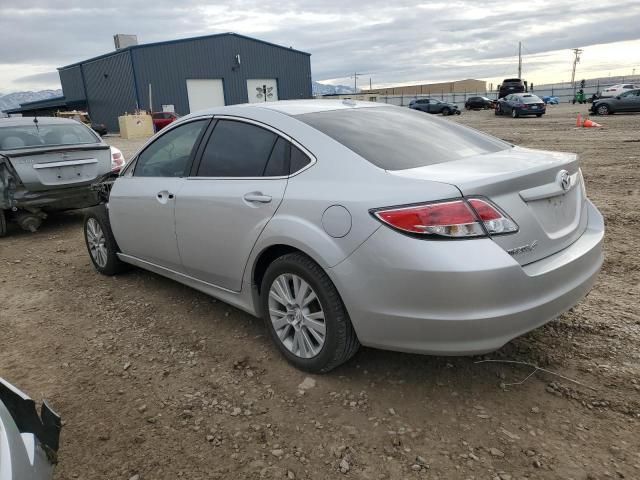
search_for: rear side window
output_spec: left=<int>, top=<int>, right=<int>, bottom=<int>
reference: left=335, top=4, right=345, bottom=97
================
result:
left=290, top=145, right=311, bottom=174
left=297, top=107, right=509, bottom=170
left=263, top=137, right=290, bottom=176
left=197, top=120, right=277, bottom=177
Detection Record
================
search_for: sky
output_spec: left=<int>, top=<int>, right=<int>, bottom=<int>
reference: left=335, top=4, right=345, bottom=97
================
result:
left=1, top=0, right=639, bottom=94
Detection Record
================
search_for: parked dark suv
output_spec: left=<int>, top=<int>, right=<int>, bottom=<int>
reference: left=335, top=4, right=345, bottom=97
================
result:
left=464, top=96, right=496, bottom=110
left=498, top=78, right=526, bottom=98
left=408, top=98, right=460, bottom=115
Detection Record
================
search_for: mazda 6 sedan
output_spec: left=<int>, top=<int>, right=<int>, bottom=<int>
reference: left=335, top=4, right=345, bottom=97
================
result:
left=84, top=100, right=604, bottom=373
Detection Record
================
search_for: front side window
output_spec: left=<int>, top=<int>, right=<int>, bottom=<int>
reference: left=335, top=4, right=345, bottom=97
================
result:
left=134, top=120, right=207, bottom=177
left=197, top=120, right=278, bottom=177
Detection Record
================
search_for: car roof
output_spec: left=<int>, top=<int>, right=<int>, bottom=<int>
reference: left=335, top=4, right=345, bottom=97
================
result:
left=189, top=100, right=387, bottom=118
left=0, top=117, right=82, bottom=127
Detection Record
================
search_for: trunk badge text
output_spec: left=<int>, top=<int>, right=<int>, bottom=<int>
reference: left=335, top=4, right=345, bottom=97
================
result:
left=558, top=170, right=571, bottom=191
left=507, top=240, right=539, bottom=256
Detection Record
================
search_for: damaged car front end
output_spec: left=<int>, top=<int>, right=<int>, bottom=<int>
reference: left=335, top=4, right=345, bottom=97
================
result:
left=0, top=378, right=61, bottom=480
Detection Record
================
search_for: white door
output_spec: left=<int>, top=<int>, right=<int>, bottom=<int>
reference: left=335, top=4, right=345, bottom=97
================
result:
left=186, top=79, right=225, bottom=113
left=247, top=79, right=279, bottom=103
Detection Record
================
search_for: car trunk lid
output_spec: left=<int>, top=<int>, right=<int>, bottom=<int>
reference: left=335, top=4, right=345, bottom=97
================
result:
left=5, top=144, right=112, bottom=192
left=388, top=146, right=588, bottom=265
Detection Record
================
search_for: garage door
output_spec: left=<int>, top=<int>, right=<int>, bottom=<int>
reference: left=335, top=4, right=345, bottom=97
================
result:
left=186, top=79, right=225, bottom=113
left=247, top=79, right=279, bottom=103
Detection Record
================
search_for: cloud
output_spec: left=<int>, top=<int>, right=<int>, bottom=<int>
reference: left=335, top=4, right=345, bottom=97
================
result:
left=0, top=0, right=639, bottom=93
left=13, top=71, right=61, bottom=87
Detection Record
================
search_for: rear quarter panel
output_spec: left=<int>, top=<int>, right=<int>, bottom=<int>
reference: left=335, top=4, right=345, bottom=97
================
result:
left=240, top=107, right=462, bottom=287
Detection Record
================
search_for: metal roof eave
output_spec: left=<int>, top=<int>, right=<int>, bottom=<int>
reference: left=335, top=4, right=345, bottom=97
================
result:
left=58, top=32, right=311, bottom=71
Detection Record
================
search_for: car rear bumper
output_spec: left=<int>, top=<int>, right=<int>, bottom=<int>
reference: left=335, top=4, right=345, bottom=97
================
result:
left=518, top=107, right=545, bottom=115
left=329, top=200, right=604, bottom=355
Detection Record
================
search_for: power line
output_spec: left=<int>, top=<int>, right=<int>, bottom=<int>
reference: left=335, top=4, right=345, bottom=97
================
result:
left=570, top=48, right=583, bottom=93
left=350, top=72, right=364, bottom=92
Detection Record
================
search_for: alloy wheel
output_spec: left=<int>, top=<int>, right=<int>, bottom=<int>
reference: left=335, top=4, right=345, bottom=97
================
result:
left=86, top=218, right=108, bottom=268
left=597, top=104, right=609, bottom=115
left=268, top=273, right=326, bottom=359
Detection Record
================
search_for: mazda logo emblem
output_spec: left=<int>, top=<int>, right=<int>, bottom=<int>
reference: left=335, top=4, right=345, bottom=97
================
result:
left=558, top=170, right=571, bottom=191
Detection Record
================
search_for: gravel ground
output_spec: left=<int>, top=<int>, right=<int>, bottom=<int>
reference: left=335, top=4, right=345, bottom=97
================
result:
left=1, top=104, right=638, bottom=480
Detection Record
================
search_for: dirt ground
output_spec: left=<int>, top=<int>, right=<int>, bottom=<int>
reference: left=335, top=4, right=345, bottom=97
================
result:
left=1, top=104, right=638, bottom=480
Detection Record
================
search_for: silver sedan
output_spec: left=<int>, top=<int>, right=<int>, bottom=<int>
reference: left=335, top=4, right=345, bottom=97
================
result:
left=84, top=100, right=604, bottom=372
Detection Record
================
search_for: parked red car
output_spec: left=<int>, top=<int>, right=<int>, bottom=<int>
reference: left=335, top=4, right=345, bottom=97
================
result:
left=152, top=112, right=179, bottom=131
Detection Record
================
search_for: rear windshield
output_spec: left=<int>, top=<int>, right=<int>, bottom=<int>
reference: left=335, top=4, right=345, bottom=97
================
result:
left=0, top=123, right=99, bottom=150
left=520, top=94, right=542, bottom=103
left=297, top=107, right=510, bottom=170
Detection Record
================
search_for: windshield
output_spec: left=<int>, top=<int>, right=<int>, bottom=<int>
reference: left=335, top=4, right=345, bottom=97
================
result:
left=297, top=106, right=510, bottom=170
left=0, top=123, right=99, bottom=150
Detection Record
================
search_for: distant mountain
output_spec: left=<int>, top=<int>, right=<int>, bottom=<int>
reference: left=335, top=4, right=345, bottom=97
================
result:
left=312, top=81, right=358, bottom=96
left=0, top=89, right=63, bottom=116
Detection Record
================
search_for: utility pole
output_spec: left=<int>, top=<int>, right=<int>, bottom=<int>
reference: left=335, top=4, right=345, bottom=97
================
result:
left=350, top=72, right=362, bottom=93
left=369, top=77, right=372, bottom=91
left=570, top=48, right=583, bottom=96
left=518, top=41, right=522, bottom=79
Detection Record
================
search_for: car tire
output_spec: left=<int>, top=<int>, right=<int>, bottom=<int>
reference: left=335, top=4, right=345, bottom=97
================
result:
left=495, top=105, right=501, bottom=115
left=441, top=107, right=451, bottom=116
left=0, top=210, right=6, bottom=237
left=261, top=252, right=360, bottom=373
left=512, top=109, right=519, bottom=118
left=465, top=105, right=471, bottom=110
left=83, top=205, right=129, bottom=276
left=596, top=104, right=610, bottom=115
left=536, top=113, right=543, bottom=117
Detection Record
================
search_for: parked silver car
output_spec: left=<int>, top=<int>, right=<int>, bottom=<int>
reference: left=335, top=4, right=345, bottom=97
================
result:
left=83, top=100, right=604, bottom=372
left=0, top=378, right=61, bottom=480
left=0, top=117, right=111, bottom=235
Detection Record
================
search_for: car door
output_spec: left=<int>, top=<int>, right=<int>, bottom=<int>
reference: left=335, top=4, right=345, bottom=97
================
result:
left=413, top=100, right=426, bottom=112
left=628, top=90, right=640, bottom=112
left=108, top=118, right=210, bottom=271
left=174, top=118, right=291, bottom=291
left=501, top=95, right=510, bottom=113
left=618, top=90, right=640, bottom=112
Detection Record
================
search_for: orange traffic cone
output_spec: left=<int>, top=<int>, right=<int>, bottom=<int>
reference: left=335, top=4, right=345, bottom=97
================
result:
left=583, top=118, right=602, bottom=128
left=576, top=113, right=582, bottom=127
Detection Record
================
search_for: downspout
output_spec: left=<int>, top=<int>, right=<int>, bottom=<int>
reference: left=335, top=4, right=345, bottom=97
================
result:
left=129, top=49, right=142, bottom=111
left=79, top=64, right=91, bottom=116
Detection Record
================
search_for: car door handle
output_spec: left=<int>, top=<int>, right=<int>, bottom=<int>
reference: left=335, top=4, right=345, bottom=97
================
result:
left=243, top=192, right=272, bottom=203
left=156, top=191, right=175, bottom=204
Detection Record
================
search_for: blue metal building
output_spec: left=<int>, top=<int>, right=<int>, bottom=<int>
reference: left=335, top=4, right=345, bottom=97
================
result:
left=39, top=33, right=311, bottom=131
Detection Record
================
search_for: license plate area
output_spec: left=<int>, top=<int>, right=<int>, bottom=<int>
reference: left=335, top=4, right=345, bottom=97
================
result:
left=33, top=158, right=99, bottom=186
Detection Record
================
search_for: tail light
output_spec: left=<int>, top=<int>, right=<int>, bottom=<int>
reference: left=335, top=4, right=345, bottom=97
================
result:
left=372, top=198, right=518, bottom=239
left=111, top=151, right=125, bottom=171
